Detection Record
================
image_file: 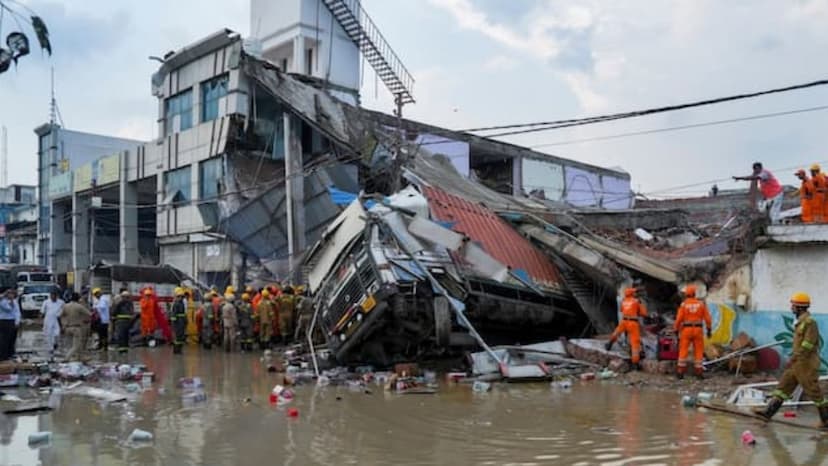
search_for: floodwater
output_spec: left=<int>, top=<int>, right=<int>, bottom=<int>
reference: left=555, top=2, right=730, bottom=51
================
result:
left=2, top=347, right=828, bottom=466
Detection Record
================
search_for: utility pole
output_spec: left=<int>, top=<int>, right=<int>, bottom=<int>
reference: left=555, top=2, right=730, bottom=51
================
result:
left=389, top=92, right=405, bottom=193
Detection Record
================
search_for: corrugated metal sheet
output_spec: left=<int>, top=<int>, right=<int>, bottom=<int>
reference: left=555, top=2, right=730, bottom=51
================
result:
left=422, top=186, right=563, bottom=289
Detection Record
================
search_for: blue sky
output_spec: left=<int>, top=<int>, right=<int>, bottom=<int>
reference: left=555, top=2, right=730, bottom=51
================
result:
left=2, top=0, right=828, bottom=196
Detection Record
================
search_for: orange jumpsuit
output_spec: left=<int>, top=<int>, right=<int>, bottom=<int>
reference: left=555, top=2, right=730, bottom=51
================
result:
left=609, top=295, right=647, bottom=364
left=673, top=297, right=712, bottom=376
left=799, top=177, right=815, bottom=223
left=811, top=173, right=827, bottom=223
left=139, top=295, right=157, bottom=337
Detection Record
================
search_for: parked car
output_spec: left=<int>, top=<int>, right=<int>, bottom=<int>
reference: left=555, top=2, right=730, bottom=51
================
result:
left=17, top=271, right=55, bottom=288
left=19, top=283, right=60, bottom=318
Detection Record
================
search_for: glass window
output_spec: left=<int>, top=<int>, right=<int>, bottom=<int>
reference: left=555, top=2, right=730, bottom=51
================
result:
left=199, top=157, right=224, bottom=200
left=164, top=89, right=193, bottom=136
left=201, top=75, right=229, bottom=123
left=164, top=166, right=192, bottom=205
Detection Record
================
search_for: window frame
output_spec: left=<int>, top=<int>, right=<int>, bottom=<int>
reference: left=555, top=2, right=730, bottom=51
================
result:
left=164, top=88, right=194, bottom=136
left=198, top=157, right=224, bottom=200
left=164, top=166, right=192, bottom=206
left=200, top=74, right=229, bottom=123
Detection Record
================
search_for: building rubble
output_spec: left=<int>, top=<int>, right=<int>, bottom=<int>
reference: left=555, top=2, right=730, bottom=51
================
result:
left=204, top=50, right=799, bottom=377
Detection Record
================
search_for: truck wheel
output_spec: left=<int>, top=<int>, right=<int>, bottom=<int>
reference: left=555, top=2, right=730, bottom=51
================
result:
left=433, top=296, right=451, bottom=347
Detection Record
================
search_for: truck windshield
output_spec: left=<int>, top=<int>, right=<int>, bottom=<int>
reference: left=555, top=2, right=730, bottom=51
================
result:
left=23, top=285, right=57, bottom=294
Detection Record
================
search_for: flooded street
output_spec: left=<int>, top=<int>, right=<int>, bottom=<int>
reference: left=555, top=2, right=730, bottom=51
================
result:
left=3, top=347, right=828, bottom=465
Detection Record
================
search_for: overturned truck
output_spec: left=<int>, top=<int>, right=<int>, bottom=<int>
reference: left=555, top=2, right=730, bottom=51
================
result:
left=305, top=187, right=582, bottom=366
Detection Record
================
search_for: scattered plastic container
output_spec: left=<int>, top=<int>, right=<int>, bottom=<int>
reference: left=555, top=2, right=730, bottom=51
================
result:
left=783, top=411, right=797, bottom=418
left=551, top=379, right=573, bottom=390
left=697, top=392, right=714, bottom=402
left=472, top=381, right=492, bottom=393
left=125, top=383, right=141, bottom=393
left=598, top=370, right=617, bottom=380
left=287, top=407, right=299, bottom=418
left=129, top=429, right=153, bottom=442
left=316, top=375, right=330, bottom=387
left=681, top=395, right=697, bottom=408
left=178, top=377, right=204, bottom=389
left=580, top=372, right=596, bottom=381
left=741, top=430, right=756, bottom=446
left=182, top=391, right=207, bottom=405
left=27, top=431, right=52, bottom=446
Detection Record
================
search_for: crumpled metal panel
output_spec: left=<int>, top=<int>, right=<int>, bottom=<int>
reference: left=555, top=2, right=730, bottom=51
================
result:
left=422, top=186, right=563, bottom=289
left=222, top=169, right=344, bottom=261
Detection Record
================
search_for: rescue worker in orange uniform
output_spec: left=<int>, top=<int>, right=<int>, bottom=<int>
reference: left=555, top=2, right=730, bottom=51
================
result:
left=139, top=288, right=157, bottom=344
left=810, top=164, right=827, bottom=223
left=606, top=287, right=648, bottom=369
left=755, top=292, right=828, bottom=428
left=796, top=169, right=815, bottom=224
left=673, top=284, right=712, bottom=380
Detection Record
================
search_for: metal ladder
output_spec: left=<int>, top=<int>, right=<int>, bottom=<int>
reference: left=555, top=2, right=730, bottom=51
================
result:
left=322, top=0, right=415, bottom=104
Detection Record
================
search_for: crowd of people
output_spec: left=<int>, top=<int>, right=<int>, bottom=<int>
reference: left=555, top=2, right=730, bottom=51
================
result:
left=0, top=282, right=313, bottom=362
left=732, top=161, right=828, bottom=224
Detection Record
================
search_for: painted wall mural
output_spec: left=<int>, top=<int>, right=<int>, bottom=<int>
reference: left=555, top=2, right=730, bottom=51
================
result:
left=706, top=302, right=828, bottom=372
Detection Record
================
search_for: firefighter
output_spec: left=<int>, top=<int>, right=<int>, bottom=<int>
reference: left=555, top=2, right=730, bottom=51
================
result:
left=238, top=293, right=254, bottom=351
left=673, top=284, right=712, bottom=380
left=222, top=293, right=239, bottom=352
left=211, top=290, right=224, bottom=347
left=200, top=292, right=215, bottom=350
left=605, top=287, right=648, bottom=369
left=185, top=289, right=199, bottom=345
left=257, top=289, right=274, bottom=349
left=796, top=169, right=815, bottom=224
left=279, top=286, right=297, bottom=345
left=170, top=288, right=188, bottom=354
left=112, top=290, right=137, bottom=355
left=139, top=288, right=157, bottom=343
left=755, top=292, right=828, bottom=427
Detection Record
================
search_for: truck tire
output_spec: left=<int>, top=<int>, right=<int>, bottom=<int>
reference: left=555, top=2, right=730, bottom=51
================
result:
left=433, top=296, right=451, bottom=347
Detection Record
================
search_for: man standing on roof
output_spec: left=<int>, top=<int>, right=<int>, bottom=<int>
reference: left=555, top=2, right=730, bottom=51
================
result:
left=733, top=162, right=784, bottom=224
left=755, top=292, right=828, bottom=428
left=810, top=164, right=827, bottom=223
left=674, top=284, right=712, bottom=380
left=605, top=287, right=648, bottom=370
left=795, top=169, right=815, bottom=224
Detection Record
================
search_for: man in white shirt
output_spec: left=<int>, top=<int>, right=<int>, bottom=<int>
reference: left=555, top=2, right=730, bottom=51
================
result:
left=92, top=288, right=111, bottom=351
left=41, top=289, right=65, bottom=359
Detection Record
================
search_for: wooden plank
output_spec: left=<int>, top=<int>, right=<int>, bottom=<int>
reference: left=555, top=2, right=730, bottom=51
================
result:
left=698, top=401, right=825, bottom=432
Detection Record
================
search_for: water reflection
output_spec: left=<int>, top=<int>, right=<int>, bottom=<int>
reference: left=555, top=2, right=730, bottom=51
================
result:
left=0, top=348, right=824, bottom=465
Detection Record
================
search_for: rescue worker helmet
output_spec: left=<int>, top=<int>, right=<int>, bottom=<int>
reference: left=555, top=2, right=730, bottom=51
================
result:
left=262, top=289, right=271, bottom=298
left=811, top=163, right=822, bottom=173
left=796, top=169, right=807, bottom=177
left=684, top=284, right=697, bottom=297
left=790, top=292, right=811, bottom=307
left=174, top=287, right=185, bottom=297
left=623, top=287, right=635, bottom=297
left=242, top=293, right=250, bottom=301
left=92, top=288, right=102, bottom=296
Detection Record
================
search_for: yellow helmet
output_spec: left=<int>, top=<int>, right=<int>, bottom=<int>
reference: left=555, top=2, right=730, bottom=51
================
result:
left=225, top=286, right=236, bottom=295
left=811, top=163, right=822, bottom=173
left=241, top=293, right=250, bottom=301
left=92, top=288, right=102, bottom=295
left=791, top=292, right=811, bottom=306
left=174, top=287, right=185, bottom=297
left=261, top=289, right=271, bottom=298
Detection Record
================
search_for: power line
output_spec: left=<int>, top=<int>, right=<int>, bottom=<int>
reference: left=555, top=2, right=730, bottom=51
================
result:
left=459, top=77, right=828, bottom=138
left=529, top=104, right=828, bottom=148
